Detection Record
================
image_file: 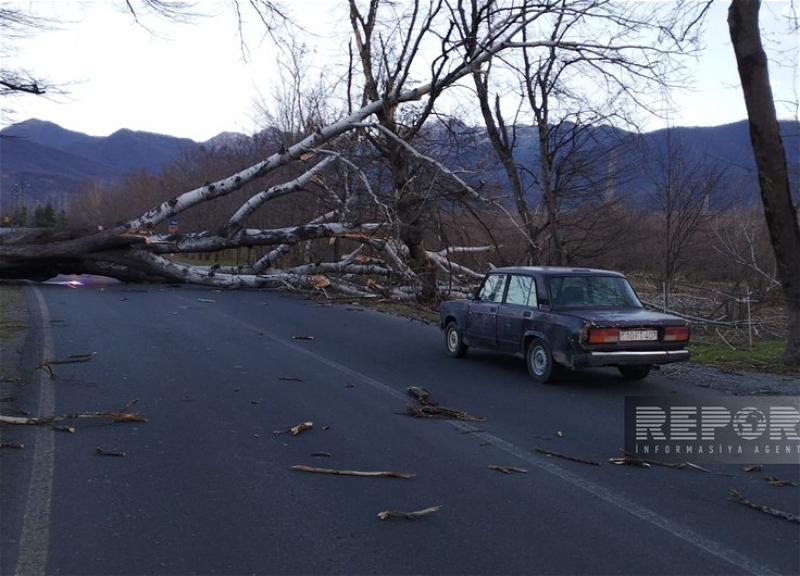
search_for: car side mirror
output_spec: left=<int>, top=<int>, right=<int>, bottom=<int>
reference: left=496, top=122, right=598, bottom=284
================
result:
left=466, top=292, right=477, bottom=301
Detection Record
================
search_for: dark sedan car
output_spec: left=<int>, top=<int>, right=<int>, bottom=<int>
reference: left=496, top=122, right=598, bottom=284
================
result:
left=439, top=266, right=690, bottom=383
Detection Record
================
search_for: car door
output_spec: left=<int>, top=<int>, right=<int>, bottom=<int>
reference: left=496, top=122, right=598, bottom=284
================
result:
left=497, top=274, right=539, bottom=352
left=467, top=273, right=507, bottom=349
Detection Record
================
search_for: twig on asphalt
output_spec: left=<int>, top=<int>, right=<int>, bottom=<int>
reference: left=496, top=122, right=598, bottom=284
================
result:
left=378, top=505, right=442, bottom=520
left=95, top=447, right=125, bottom=457
left=766, top=476, right=798, bottom=487
left=273, top=421, right=314, bottom=436
left=406, top=403, right=485, bottom=421
left=489, top=465, right=527, bottom=474
left=730, top=489, right=800, bottom=523
left=535, top=447, right=600, bottom=466
left=291, top=465, right=415, bottom=479
left=0, top=399, right=146, bottom=427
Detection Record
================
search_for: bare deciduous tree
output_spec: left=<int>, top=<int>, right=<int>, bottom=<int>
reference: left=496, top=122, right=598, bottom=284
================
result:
left=642, top=129, right=723, bottom=306
left=468, top=0, right=708, bottom=266
left=0, top=7, right=54, bottom=100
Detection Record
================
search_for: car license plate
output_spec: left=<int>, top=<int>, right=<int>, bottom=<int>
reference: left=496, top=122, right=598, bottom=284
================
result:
left=619, top=330, right=657, bottom=341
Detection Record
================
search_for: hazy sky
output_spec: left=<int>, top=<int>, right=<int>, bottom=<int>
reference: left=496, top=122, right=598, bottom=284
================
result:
left=4, top=1, right=798, bottom=142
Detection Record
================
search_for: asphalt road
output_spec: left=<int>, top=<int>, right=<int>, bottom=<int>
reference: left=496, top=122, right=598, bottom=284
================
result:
left=1, top=280, right=798, bottom=576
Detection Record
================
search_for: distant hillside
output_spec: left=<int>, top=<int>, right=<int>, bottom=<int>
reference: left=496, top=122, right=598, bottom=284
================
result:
left=457, top=119, right=798, bottom=209
left=0, top=119, right=202, bottom=207
left=1, top=117, right=797, bottom=214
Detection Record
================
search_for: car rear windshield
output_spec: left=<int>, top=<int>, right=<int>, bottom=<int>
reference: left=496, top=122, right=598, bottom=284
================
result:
left=548, top=275, right=643, bottom=310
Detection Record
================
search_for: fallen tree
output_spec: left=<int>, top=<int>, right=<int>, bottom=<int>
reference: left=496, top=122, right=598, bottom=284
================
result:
left=0, top=51, right=497, bottom=298
left=1, top=1, right=707, bottom=301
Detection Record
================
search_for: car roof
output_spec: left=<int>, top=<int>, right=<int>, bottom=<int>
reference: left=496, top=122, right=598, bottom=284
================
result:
left=487, top=266, right=626, bottom=278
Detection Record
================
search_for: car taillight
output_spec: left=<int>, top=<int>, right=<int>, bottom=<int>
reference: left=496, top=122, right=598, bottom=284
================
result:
left=663, top=326, right=690, bottom=342
left=588, top=327, right=620, bottom=344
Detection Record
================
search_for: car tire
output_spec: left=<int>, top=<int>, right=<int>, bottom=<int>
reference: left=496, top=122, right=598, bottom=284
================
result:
left=526, top=338, right=559, bottom=383
left=618, top=365, right=652, bottom=380
left=445, top=321, right=468, bottom=358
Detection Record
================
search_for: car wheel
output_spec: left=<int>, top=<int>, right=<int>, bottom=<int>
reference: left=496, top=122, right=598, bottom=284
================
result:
left=445, top=322, right=468, bottom=358
left=618, top=365, right=652, bottom=380
left=526, top=339, right=559, bottom=383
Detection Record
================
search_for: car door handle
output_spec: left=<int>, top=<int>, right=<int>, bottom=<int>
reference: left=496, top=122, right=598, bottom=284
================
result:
left=523, top=311, right=532, bottom=318
left=489, top=307, right=497, bottom=313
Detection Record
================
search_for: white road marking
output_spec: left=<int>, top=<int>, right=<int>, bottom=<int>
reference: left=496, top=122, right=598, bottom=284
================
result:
left=14, top=286, right=55, bottom=576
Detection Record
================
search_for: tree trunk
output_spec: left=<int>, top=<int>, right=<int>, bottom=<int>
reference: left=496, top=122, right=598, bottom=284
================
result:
left=472, top=71, right=541, bottom=264
left=536, top=119, right=567, bottom=266
left=728, top=0, right=800, bottom=365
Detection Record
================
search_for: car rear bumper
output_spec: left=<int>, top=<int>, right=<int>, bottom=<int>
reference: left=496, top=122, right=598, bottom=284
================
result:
left=570, top=349, right=690, bottom=369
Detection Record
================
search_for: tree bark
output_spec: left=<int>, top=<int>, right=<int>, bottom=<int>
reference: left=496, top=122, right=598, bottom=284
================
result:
left=728, top=0, right=800, bottom=365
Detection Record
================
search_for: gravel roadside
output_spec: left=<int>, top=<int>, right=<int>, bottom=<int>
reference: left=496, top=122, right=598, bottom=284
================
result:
left=657, top=362, right=799, bottom=396
left=0, top=285, right=27, bottom=391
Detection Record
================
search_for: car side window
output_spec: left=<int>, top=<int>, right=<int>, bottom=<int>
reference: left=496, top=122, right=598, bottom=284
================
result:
left=505, top=275, right=537, bottom=307
left=527, top=278, right=538, bottom=307
left=477, top=274, right=506, bottom=303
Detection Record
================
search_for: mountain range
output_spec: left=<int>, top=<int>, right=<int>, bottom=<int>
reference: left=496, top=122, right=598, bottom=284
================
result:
left=0, top=119, right=203, bottom=209
left=1, top=117, right=798, bottom=213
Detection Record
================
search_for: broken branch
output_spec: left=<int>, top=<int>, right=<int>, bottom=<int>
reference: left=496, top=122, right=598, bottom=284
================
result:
left=1, top=440, right=25, bottom=449
left=36, top=352, right=97, bottom=380
left=766, top=476, right=798, bottom=487
left=535, top=448, right=600, bottom=466
left=0, top=399, right=146, bottom=426
left=273, top=421, right=314, bottom=436
left=47, top=352, right=97, bottom=364
left=609, top=450, right=733, bottom=476
left=407, top=386, right=431, bottom=405
left=377, top=505, right=442, bottom=520
left=95, top=447, right=125, bottom=457
left=489, top=465, right=527, bottom=474
left=291, top=421, right=313, bottom=435
left=291, top=465, right=415, bottom=479
left=730, top=489, right=800, bottom=523
left=406, top=403, right=485, bottom=421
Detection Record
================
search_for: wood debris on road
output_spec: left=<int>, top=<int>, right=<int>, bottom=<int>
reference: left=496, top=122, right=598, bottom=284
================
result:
left=609, top=454, right=651, bottom=467
left=0, top=398, right=146, bottom=427
left=488, top=465, right=527, bottom=474
left=47, top=352, right=97, bottom=365
left=406, top=403, right=486, bottom=421
left=95, top=447, right=125, bottom=457
left=273, top=421, right=314, bottom=436
left=407, top=386, right=430, bottom=404
left=609, top=450, right=733, bottom=476
left=730, top=489, right=800, bottom=523
left=0, top=441, right=24, bottom=449
left=405, top=386, right=485, bottom=421
left=766, top=476, right=798, bottom=487
left=37, top=352, right=97, bottom=379
left=291, top=465, right=416, bottom=479
left=377, top=505, right=442, bottom=520
left=290, top=421, right=313, bottom=435
left=536, top=447, right=600, bottom=466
